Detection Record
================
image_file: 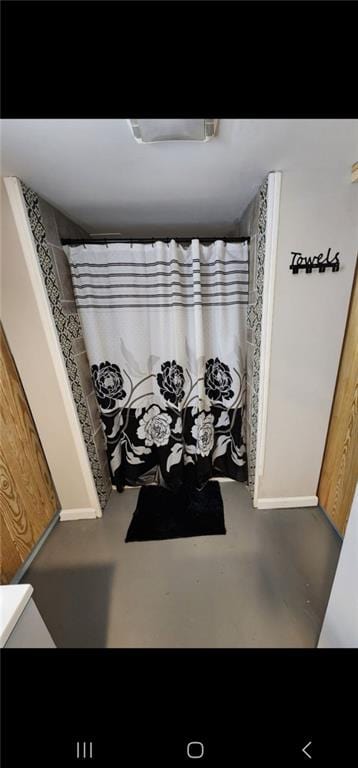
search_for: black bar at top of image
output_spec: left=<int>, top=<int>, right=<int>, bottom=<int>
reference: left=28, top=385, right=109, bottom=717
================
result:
left=1, top=1, right=356, bottom=118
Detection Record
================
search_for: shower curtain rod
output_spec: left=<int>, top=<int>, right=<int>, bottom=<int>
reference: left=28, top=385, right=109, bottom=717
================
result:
left=61, top=236, right=250, bottom=246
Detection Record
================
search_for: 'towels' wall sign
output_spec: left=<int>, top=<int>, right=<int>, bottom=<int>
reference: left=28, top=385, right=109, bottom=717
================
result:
left=289, top=247, right=340, bottom=274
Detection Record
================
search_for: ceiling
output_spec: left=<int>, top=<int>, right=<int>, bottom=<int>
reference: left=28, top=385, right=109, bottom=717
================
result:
left=1, top=119, right=357, bottom=235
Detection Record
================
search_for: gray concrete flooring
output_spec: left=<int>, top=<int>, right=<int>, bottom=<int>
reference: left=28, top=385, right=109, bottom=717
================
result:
left=21, top=483, right=341, bottom=648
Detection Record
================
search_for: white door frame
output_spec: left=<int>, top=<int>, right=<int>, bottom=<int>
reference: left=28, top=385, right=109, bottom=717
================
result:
left=3, top=177, right=102, bottom=519
left=253, top=171, right=282, bottom=507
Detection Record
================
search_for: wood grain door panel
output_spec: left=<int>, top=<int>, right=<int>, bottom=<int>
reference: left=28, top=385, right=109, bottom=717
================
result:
left=318, top=266, right=358, bottom=536
left=1, top=512, right=23, bottom=584
left=0, top=325, right=60, bottom=583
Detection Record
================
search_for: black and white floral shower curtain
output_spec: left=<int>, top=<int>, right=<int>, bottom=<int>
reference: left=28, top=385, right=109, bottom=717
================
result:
left=67, top=239, right=248, bottom=491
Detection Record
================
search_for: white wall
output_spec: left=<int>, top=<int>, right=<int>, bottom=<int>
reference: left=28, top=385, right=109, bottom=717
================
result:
left=318, top=485, right=358, bottom=647
left=1, top=178, right=101, bottom=517
left=2, top=119, right=356, bottom=236
left=258, top=168, right=357, bottom=503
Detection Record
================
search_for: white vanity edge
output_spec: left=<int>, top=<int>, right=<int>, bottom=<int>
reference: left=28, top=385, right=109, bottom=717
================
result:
left=0, top=584, right=33, bottom=647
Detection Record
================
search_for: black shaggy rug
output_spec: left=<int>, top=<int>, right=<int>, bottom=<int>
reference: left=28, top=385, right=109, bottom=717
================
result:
left=125, top=481, right=226, bottom=542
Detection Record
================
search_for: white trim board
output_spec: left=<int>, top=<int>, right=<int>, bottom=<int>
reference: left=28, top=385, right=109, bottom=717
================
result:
left=256, top=496, right=318, bottom=509
left=254, top=171, right=282, bottom=507
left=60, top=508, right=97, bottom=521
left=3, top=177, right=102, bottom=518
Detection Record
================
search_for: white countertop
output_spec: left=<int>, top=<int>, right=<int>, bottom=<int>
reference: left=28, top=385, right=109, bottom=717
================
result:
left=0, top=584, right=33, bottom=647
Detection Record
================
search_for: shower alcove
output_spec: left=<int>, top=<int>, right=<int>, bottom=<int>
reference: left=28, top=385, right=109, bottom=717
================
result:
left=4, top=172, right=281, bottom=518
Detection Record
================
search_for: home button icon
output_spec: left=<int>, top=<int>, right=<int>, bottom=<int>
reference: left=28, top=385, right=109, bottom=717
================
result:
left=187, top=741, right=204, bottom=759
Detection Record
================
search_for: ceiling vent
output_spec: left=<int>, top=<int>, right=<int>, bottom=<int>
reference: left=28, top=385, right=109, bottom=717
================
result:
left=128, top=119, right=218, bottom=143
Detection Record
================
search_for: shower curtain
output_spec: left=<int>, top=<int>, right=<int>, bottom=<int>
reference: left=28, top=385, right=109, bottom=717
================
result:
left=67, top=239, right=248, bottom=491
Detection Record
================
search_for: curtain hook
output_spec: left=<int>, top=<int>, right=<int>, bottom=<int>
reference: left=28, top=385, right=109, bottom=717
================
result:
left=130, top=240, right=133, bottom=249
left=105, top=238, right=108, bottom=249
left=83, top=239, right=87, bottom=249
left=152, top=238, right=155, bottom=248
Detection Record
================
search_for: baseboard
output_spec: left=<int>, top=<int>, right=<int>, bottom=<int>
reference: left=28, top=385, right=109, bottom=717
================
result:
left=318, top=504, right=343, bottom=540
left=256, top=496, right=318, bottom=509
left=60, top=508, right=97, bottom=521
left=11, top=512, right=60, bottom=583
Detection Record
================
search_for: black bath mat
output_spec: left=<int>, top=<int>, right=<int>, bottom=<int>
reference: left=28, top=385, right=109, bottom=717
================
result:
left=125, top=481, right=226, bottom=542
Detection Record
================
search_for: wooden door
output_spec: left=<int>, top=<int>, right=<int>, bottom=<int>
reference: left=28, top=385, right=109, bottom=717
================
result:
left=0, top=325, right=60, bottom=583
left=318, top=265, right=358, bottom=536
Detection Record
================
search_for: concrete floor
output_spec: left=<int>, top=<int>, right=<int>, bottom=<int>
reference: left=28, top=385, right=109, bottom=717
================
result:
left=21, top=483, right=341, bottom=648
